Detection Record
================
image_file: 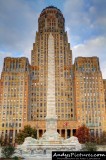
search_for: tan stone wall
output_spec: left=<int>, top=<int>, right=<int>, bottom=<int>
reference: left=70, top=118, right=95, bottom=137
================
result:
left=0, top=57, right=30, bottom=143
left=103, top=79, right=106, bottom=131
left=74, top=57, right=106, bottom=135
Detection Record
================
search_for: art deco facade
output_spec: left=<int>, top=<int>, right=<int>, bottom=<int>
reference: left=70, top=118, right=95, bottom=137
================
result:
left=31, top=6, right=74, bottom=121
left=74, top=57, right=106, bottom=136
left=0, top=57, right=30, bottom=143
left=0, top=6, right=106, bottom=143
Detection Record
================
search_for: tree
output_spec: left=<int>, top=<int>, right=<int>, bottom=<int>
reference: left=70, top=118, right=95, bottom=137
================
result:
left=1, top=145, right=15, bottom=158
left=83, top=142, right=97, bottom=151
left=75, top=124, right=90, bottom=144
left=16, top=125, right=37, bottom=144
left=98, top=131, right=106, bottom=145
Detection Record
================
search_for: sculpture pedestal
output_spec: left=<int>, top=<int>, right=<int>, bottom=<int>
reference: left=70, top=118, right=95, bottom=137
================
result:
left=40, top=117, right=63, bottom=144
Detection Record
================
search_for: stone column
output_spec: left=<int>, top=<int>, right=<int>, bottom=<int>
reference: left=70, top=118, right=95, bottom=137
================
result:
left=40, top=33, right=62, bottom=141
left=46, top=33, right=56, bottom=119
left=13, top=130, right=15, bottom=143
left=45, top=33, right=57, bottom=133
left=37, top=130, right=39, bottom=139
left=65, top=129, right=67, bottom=139
left=60, top=129, right=62, bottom=136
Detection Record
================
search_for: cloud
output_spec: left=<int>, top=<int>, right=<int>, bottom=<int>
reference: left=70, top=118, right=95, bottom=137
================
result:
left=63, top=0, right=106, bottom=45
left=0, top=0, right=41, bottom=76
left=0, top=0, right=39, bottom=55
left=0, top=0, right=106, bottom=80
left=63, top=0, right=106, bottom=79
left=0, top=0, right=52, bottom=76
left=72, top=36, right=106, bottom=78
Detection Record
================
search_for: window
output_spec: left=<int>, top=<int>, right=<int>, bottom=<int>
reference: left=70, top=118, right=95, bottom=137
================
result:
left=2, top=123, right=4, bottom=127
left=19, top=123, right=21, bottom=127
left=71, top=114, right=73, bottom=117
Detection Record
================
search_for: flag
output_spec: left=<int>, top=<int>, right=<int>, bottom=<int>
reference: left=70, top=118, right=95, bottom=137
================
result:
left=64, top=122, right=68, bottom=127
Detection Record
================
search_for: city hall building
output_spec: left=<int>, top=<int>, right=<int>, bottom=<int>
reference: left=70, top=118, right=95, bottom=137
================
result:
left=0, top=6, right=106, bottom=143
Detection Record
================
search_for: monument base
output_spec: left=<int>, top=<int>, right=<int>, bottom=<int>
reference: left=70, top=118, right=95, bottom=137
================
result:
left=16, top=136, right=82, bottom=157
left=16, top=117, right=82, bottom=156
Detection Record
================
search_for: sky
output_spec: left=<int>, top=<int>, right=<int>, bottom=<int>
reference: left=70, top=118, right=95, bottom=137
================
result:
left=0, top=0, right=106, bottom=78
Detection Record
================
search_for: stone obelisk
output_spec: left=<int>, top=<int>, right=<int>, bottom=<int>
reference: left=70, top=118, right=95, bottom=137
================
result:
left=46, top=33, right=57, bottom=133
left=41, top=33, right=62, bottom=142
